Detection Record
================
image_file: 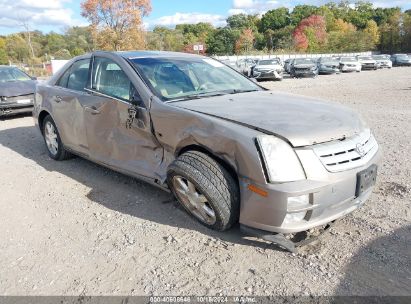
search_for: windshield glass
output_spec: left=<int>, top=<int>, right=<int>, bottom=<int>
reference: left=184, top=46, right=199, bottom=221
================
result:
left=294, top=58, right=316, bottom=64
left=320, top=58, right=339, bottom=64
left=258, top=59, right=280, bottom=65
left=340, top=57, right=357, bottom=62
left=397, top=54, right=409, bottom=59
left=373, top=55, right=389, bottom=60
left=358, top=56, right=373, bottom=60
left=130, top=57, right=261, bottom=102
left=0, top=68, right=32, bottom=83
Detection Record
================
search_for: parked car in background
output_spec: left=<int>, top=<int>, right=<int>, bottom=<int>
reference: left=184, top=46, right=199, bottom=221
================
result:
left=290, top=58, right=318, bottom=78
left=372, top=54, right=392, bottom=69
left=33, top=51, right=380, bottom=246
left=0, top=66, right=37, bottom=118
left=220, top=59, right=240, bottom=71
left=252, top=58, right=283, bottom=81
left=356, top=55, right=378, bottom=70
left=284, top=59, right=294, bottom=74
left=338, top=57, right=362, bottom=72
left=236, top=58, right=257, bottom=77
left=317, top=57, right=341, bottom=75
left=391, top=54, right=411, bottom=66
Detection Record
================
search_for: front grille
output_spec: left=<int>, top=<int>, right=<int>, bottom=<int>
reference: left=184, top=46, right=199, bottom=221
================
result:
left=313, top=129, right=378, bottom=172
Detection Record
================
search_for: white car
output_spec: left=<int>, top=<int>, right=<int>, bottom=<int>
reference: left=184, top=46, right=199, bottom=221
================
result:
left=338, top=57, right=361, bottom=72
left=356, top=56, right=378, bottom=70
left=372, top=55, right=392, bottom=69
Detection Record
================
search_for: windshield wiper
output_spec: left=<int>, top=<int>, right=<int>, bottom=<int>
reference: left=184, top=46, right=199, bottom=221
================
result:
left=228, top=89, right=259, bottom=94
left=166, top=91, right=230, bottom=103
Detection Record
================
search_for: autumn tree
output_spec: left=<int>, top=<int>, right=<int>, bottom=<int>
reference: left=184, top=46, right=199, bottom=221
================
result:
left=0, top=37, right=8, bottom=65
left=293, top=15, right=327, bottom=52
left=364, top=20, right=380, bottom=47
left=235, top=28, right=254, bottom=54
left=81, top=0, right=151, bottom=51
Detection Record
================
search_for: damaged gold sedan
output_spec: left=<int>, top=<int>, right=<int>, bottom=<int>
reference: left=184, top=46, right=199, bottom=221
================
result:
left=33, top=51, right=380, bottom=250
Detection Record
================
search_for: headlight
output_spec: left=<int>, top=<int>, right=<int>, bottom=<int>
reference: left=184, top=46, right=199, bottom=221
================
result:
left=310, top=66, right=317, bottom=71
left=257, top=135, right=306, bottom=183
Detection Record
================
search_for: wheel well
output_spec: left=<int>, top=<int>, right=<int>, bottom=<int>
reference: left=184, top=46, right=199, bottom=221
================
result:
left=177, top=145, right=239, bottom=184
left=38, top=111, right=50, bottom=133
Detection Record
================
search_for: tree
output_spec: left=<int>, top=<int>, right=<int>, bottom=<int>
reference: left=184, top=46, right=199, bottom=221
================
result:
left=290, top=5, right=318, bottom=25
left=260, top=8, right=290, bottom=32
left=5, top=34, right=29, bottom=62
left=0, top=37, right=8, bottom=64
left=206, top=28, right=240, bottom=55
left=235, top=28, right=254, bottom=54
left=81, top=0, right=151, bottom=51
left=364, top=20, right=380, bottom=46
left=227, top=14, right=259, bottom=31
left=293, top=15, right=327, bottom=52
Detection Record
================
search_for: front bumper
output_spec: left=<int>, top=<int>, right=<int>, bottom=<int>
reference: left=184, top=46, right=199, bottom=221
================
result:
left=361, top=64, right=377, bottom=70
left=319, top=67, right=340, bottom=74
left=239, top=149, right=380, bottom=234
left=340, top=65, right=359, bottom=72
left=0, top=96, right=34, bottom=116
left=253, top=70, right=283, bottom=80
left=292, top=70, right=317, bottom=77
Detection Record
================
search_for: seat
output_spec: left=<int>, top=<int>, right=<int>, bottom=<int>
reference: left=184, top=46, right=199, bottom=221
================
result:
left=154, top=65, right=194, bottom=97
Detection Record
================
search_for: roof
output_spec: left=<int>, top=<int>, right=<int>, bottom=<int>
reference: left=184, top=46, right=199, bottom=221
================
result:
left=114, top=50, right=203, bottom=60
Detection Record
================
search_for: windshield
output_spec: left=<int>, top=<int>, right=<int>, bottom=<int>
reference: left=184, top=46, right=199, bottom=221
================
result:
left=0, top=68, right=32, bottom=83
left=358, top=56, right=373, bottom=60
left=396, top=54, right=409, bottom=59
left=340, top=57, right=357, bottom=62
left=294, top=58, right=316, bottom=64
left=258, top=59, right=280, bottom=65
left=320, top=58, right=339, bottom=64
left=130, top=57, right=261, bottom=102
left=373, top=55, right=389, bottom=60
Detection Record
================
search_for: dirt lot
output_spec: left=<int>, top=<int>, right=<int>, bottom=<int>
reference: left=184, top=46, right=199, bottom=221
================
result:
left=0, top=68, right=410, bottom=296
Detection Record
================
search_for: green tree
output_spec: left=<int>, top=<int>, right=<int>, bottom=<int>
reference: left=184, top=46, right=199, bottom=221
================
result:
left=260, top=8, right=290, bottom=32
left=6, top=34, right=29, bottom=62
left=290, top=5, right=318, bottom=25
left=206, top=28, right=240, bottom=55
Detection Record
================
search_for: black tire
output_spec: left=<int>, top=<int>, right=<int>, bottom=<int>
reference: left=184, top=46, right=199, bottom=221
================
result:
left=167, top=151, right=240, bottom=231
left=42, top=115, right=73, bottom=161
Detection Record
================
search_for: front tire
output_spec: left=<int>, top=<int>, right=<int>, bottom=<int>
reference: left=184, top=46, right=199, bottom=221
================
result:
left=42, top=115, right=72, bottom=161
left=167, top=151, right=240, bottom=231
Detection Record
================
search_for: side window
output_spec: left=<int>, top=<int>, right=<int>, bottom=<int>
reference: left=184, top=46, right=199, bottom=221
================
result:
left=56, top=59, right=90, bottom=91
left=92, top=57, right=136, bottom=101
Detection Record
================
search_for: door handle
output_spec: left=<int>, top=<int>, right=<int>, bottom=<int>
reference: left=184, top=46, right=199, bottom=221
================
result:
left=84, top=106, right=101, bottom=115
left=55, top=96, right=62, bottom=103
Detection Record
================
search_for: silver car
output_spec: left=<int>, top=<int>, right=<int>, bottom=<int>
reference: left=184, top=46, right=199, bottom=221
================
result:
left=33, top=51, right=380, bottom=245
left=252, top=58, right=283, bottom=81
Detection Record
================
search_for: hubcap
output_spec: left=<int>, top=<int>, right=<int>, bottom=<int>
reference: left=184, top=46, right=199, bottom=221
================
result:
left=172, top=176, right=216, bottom=225
left=44, top=121, right=59, bottom=156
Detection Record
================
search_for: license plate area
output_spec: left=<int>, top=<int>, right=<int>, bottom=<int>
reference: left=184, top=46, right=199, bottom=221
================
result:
left=356, top=165, right=378, bottom=197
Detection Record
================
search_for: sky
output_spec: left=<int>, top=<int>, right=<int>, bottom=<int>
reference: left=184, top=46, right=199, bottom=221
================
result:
left=0, top=0, right=411, bottom=35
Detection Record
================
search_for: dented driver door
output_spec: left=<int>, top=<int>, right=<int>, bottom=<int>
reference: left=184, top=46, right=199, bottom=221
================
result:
left=83, top=56, right=163, bottom=180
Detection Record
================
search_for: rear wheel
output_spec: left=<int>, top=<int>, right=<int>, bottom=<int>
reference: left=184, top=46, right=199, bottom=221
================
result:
left=42, top=115, right=72, bottom=161
left=167, top=151, right=240, bottom=231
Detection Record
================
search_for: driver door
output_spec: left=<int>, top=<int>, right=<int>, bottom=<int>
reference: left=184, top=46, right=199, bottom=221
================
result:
left=83, top=56, right=163, bottom=179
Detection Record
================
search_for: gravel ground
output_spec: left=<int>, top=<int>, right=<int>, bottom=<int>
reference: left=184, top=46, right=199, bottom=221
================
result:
left=0, top=67, right=410, bottom=296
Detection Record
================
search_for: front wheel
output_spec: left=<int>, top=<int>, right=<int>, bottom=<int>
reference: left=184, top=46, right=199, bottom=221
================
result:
left=42, top=115, right=72, bottom=161
left=167, top=151, right=240, bottom=231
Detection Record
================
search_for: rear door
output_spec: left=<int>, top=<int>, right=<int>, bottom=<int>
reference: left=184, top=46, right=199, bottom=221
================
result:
left=48, top=58, right=91, bottom=155
left=83, top=55, right=163, bottom=179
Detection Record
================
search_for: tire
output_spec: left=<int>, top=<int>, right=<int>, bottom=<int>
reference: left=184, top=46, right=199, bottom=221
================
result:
left=167, top=151, right=240, bottom=231
left=42, top=115, right=72, bottom=161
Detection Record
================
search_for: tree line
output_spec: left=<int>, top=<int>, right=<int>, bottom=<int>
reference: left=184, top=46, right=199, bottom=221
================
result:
left=0, top=1, right=410, bottom=66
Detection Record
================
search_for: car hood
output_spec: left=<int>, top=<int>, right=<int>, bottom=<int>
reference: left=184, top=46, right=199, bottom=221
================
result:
left=255, top=64, right=282, bottom=70
left=0, top=80, right=36, bottom=97
left=173, top=91, right=365, bottom=147
left=293, top=63, right=316, bottom=68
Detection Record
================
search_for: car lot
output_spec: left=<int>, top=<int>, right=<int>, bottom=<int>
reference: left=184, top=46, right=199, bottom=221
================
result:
left=0, top=67, right=410, bottom=296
